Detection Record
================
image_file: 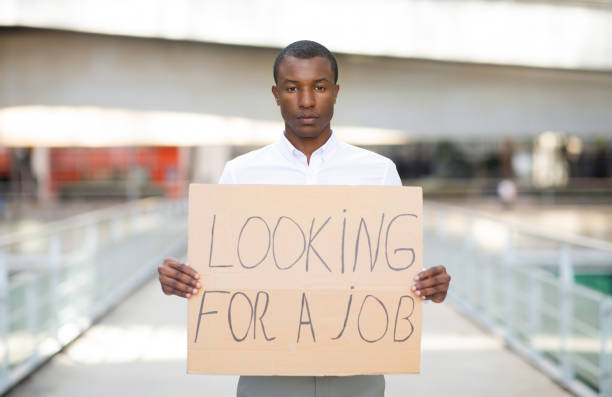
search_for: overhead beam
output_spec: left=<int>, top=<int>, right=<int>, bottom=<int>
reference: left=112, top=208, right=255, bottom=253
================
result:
left=2, top=0, right=612, bottom=70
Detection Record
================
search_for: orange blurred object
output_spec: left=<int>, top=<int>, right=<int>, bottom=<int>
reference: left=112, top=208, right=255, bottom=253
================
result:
left=49, top=147, right=181, bottom=197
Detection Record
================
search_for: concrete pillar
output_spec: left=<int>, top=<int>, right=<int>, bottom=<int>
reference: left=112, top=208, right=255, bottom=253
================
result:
left=192, top=146, right=231, bottom=184
left=31, top=147, right=53, bottom=202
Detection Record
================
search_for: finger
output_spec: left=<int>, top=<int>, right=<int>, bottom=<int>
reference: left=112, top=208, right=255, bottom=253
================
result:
left=161, top=277, right=196, bottom=295
left=164, top=286, right=186, bottom=298
left=411, top=280, right=449, bottom=300
left=414, top=265, right=446, bottom=281
left=416, top=265, right=445, bottom=280
left=158, top=265, right=201, bottom=289
left=413, top=274, right=451, bottom=289
left=416, top=285, right=445, bottom=298
left=411, top=289, right=427, bottom=300
left=165, top=286, right=192, bottom=299
left=412, top=290, right=447, bottom=302
left=429, top=292, right=447, bottom=303
left=178, top=262, right=200, bottom=279
left=165, top=259, right=200, bottom=280
left=159, top=275, right=199, bottom=296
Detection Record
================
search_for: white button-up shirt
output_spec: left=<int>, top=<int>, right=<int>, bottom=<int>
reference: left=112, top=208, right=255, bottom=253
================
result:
left=219, top=131, right=401, bottom=187
left=218, top=131, right=401, bottom=397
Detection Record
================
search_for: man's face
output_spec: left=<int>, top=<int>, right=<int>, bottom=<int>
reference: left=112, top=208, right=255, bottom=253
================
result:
left=272, top=56, right=339, bottom=139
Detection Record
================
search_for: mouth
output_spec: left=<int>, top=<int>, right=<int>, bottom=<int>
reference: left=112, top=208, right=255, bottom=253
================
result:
left=298, top=114, right=319, bottom=125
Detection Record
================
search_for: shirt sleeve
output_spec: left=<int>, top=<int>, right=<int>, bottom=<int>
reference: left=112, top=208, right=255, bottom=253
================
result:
left=383, top=160, right=402, bottom=186
left=217, top=162, right=234, bottom=185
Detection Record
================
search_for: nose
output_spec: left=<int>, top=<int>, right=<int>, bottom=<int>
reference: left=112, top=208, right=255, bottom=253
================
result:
left=298, top=88, right=315, bottom=108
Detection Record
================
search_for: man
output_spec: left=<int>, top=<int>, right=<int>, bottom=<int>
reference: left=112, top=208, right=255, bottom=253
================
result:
left=158, top=40, right=451, bottom=397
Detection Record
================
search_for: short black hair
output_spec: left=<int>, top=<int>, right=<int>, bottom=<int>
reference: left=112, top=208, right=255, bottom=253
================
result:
left=273, top=40, right=338, bottom=84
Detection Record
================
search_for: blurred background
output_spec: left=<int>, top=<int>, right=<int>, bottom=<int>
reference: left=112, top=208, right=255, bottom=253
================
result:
left=0, top=0, right=611, bottom=396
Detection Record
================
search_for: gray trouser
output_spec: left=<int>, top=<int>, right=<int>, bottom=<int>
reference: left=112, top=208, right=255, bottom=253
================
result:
left=237, top=375, right=385, bottom=397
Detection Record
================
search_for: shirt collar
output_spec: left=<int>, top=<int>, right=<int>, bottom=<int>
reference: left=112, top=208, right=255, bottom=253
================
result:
left=278, top=130, right=339, bottom=163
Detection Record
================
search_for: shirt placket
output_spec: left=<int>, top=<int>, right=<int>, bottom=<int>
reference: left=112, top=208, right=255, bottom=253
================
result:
left=306, top=153, right=321, bottom=185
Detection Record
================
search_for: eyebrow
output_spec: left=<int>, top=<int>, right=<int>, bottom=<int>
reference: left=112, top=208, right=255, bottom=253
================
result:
left=281, top=78, right=330, bottom=85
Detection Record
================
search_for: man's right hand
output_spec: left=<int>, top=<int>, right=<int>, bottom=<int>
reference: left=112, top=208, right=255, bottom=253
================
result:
left=158, top=258, right=201, bottom=298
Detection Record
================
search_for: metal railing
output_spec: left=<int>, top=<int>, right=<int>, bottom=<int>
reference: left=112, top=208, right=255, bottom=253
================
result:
left=425, top=201, right=612, bottom=397
left=0, top=197, right=188, bottom=395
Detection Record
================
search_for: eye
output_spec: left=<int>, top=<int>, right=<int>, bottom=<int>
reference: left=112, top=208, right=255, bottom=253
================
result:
left=315, top=86, right=326, bottom=92
left=286, top=86, right=297, bottom=92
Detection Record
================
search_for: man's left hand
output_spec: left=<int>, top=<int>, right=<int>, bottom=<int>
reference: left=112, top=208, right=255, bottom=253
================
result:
left=411, top=265, right=451, bottom=303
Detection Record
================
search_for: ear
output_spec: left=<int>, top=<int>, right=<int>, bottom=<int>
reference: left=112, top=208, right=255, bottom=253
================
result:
left=333, top=84, right=340, bottom=104
left=271, top=85, right=280, bottom=105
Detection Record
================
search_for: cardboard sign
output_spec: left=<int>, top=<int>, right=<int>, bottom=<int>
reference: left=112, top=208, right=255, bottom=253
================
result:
left=187, top=184, right=422, bottom=375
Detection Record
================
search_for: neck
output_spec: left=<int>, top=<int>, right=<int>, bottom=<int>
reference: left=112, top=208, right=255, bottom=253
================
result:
left=284, top=127, right=332, bottom=164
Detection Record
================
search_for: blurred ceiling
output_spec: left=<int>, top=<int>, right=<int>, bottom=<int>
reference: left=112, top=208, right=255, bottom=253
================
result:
left=2, top=0, right=612, bottom=71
